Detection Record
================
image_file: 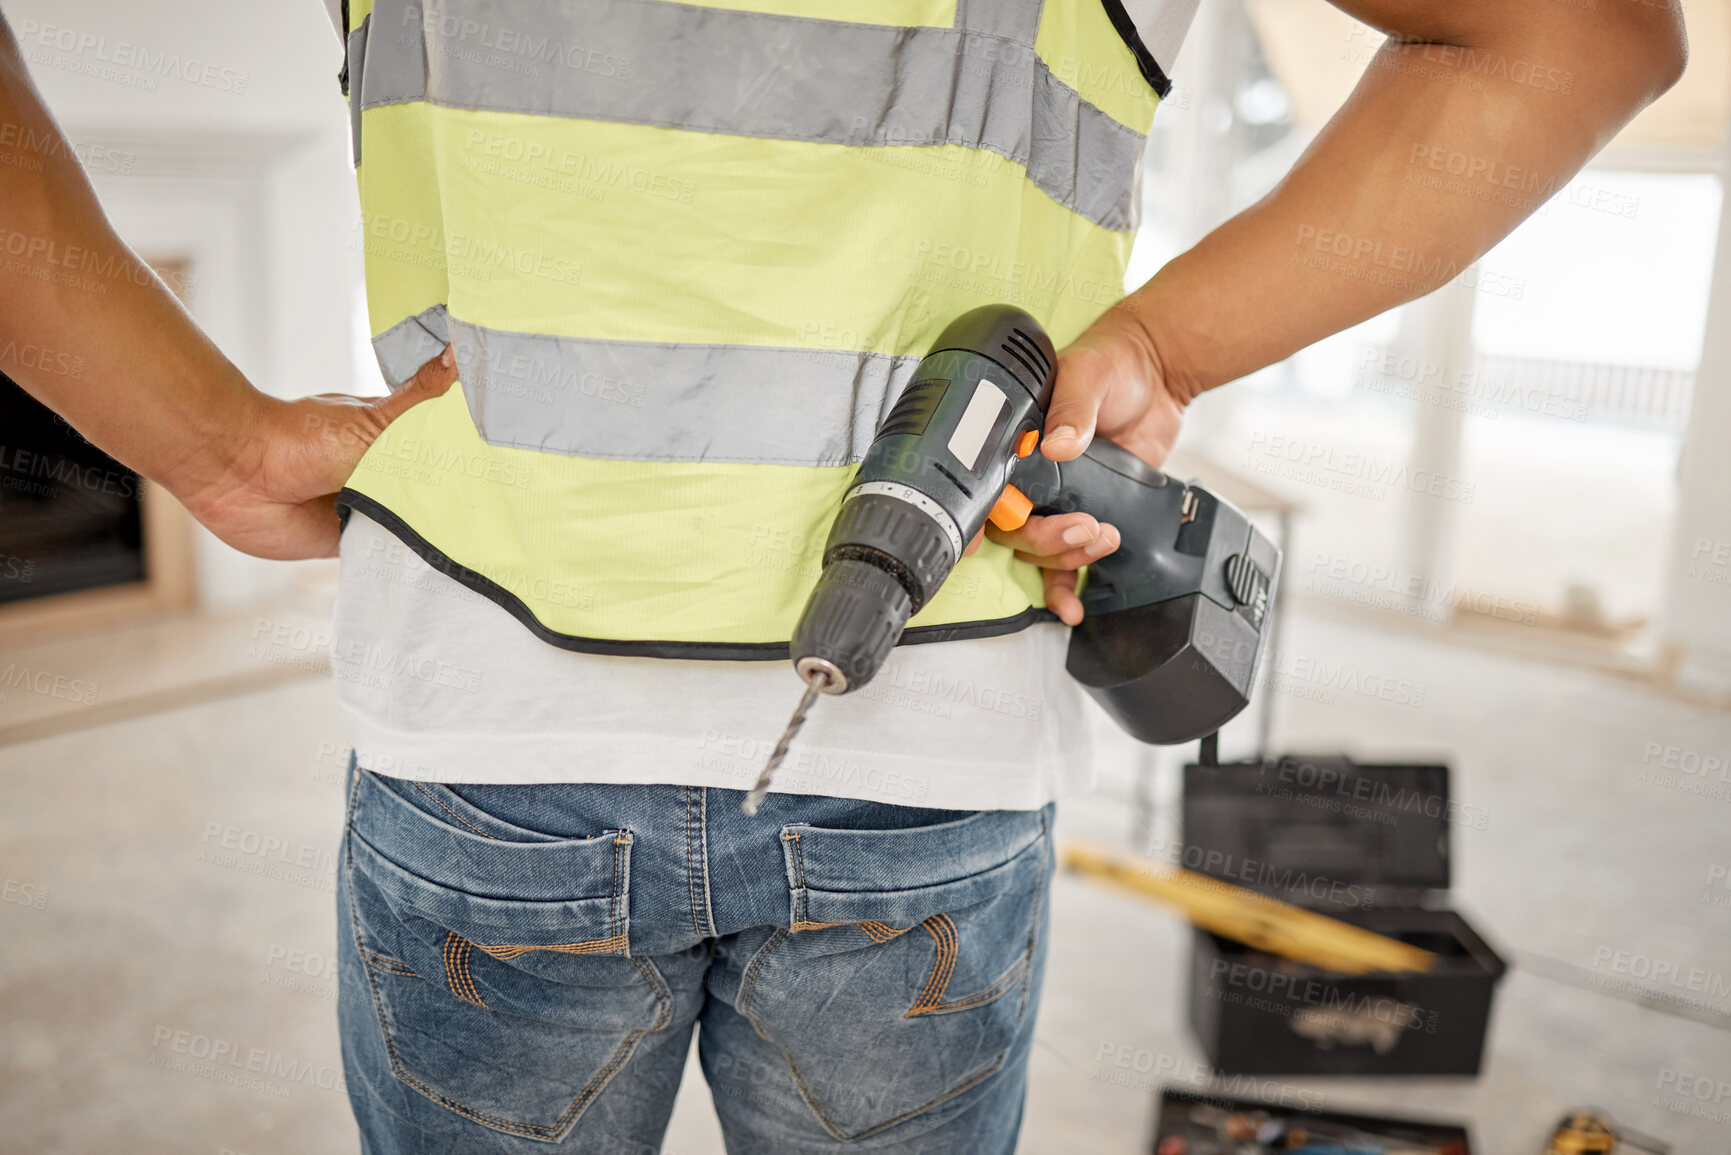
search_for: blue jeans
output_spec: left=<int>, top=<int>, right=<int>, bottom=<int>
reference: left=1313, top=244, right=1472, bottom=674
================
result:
left=336, top=763, right=1055, bottom=1153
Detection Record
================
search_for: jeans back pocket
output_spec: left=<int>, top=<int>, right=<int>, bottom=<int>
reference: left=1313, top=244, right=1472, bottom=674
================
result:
left=738, top=807, right=1052, bottom=1142
left=344, top=771, right=670, bottom=1142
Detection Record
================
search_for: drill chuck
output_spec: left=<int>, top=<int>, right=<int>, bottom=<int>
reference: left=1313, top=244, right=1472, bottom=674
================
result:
left=788, top=557, right=911, bottom=693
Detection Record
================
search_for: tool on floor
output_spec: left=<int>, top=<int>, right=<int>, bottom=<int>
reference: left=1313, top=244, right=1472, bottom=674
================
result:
left=744, top=304, right=1281, bottom=814
left=1060, top=840, right=1437, bottom=975
left=1544, top=1109, right=1670, bottom=1155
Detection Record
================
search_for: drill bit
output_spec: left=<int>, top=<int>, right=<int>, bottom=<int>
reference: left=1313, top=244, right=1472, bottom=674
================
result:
left=742, top=667, right=836, bottom=815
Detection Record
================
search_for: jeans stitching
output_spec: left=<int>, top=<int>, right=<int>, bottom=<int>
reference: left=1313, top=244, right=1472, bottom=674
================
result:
left=476, top=934, right=630, bottom=960
left=908, top=913, right=959, bottom=1013
left=444, top=932, right=489, bottom=1008
left=699, top=787, right=718, bottom=938
left=686, top=788, right=705, bottom=940
left=737, top=927, right=789, bottom=1016
left=781, top=830, right=809, bottom=925
left=359, top=945, right=420, bottom=977
left=412, top=781, right=498, bottom=839
left=609, top=831, right=632, bottom=943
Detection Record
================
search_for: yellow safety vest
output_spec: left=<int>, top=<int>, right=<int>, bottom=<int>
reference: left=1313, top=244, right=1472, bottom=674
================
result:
left=339, top=0, right=1179, bottom=659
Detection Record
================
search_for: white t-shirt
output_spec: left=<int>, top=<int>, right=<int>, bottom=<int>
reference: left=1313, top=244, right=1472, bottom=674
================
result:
left=332, top=511, right=1095, bottom=810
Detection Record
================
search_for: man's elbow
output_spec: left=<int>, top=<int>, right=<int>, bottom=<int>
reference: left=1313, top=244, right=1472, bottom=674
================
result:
left=1612, top=7, right=1688, bottom=108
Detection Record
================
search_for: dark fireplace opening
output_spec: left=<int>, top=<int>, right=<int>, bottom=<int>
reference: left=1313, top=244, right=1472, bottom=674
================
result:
left=0, top=371, right=146, bottom=606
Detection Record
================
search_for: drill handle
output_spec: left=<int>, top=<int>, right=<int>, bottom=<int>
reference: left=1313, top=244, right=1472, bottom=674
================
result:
left=1007, top=436, right=1188, bottom=615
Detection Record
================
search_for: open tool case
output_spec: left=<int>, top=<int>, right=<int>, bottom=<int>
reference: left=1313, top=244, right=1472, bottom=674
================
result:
left=1151, top=1088, right=1474, bottom=1154
left=1181, top=756, right=1505, bottom=1076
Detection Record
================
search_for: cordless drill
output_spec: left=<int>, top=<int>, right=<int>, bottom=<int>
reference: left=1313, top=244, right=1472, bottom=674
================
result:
left=744, top=304, right=1281, bottom=813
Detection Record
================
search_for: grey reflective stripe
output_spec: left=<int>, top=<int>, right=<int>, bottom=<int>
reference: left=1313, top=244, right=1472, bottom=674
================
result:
left=357, top=3, right=428, bottom=108
left=356, top=0, right=1143, bottom=231
left=345, top=16, right=368, bottom=165
left=372, top=306, right=450, bottom=389
left=954, top=0, right=1044, bottom=42
left=373, top=306, right=921, bottom=467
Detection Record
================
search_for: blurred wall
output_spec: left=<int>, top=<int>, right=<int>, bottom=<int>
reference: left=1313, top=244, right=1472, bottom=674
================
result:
left=1, top=0, right=361, bottom=609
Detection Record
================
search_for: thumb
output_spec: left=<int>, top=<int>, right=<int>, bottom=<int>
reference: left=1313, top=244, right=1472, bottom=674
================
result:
left=370, top=343, right=458, bottom=427
left=1039, top=343, right=1112, bottom=463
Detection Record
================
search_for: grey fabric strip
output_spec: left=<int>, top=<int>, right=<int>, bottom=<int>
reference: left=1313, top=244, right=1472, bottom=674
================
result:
left=954, top=0, right=1045, bottom=43
left=357, top=0, right=429, bottom=109
left=372, top=306, right=450, bottom=389
left=354, top=0, right=1143, bottom=230
left=345, top=16, right=369, bottom=165
left=373, top=306, right=923, bottom=467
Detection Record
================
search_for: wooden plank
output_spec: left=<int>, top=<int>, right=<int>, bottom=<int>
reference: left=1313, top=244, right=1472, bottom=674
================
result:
left=1061, top=840, right=1436, bottom=975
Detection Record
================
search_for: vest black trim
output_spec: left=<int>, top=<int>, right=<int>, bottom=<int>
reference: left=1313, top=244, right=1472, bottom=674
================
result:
left=335, top=489, right=1058, bottom=661
left=1100, top=0, right=1175, bottom=99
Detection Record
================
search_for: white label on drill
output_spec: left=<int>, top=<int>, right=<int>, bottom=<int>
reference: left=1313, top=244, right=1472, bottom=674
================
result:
left=947, top=380, right=1008, bottom=473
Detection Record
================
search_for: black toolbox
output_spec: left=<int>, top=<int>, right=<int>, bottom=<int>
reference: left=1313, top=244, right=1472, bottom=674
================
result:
left=1152, top=1087, right=1474, bottom=1153
left=1181, top=755, right=1505, bottom=1077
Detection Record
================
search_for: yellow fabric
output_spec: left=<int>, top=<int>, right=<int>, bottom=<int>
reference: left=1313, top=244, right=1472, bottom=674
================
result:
left=350, top=387, right=1043, bottom=642
left=359, top=105, right=1133, bottom=355
left=1035, top=2, right=1162, bottom=133
left=346, top=0, right=1155, bottom=647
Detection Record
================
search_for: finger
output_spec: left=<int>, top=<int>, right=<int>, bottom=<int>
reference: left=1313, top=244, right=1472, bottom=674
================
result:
left=963, top=526, right=984, bottom=557
left=984, top=510, right=1104, bottom=559
left=370, top=343, right=458, bottom=426
left=1044, top=569, right=1083, bottom=626
left=1040, top=344, right=1113, bottom=462
left=1007, top=523, right=1120, bottom=572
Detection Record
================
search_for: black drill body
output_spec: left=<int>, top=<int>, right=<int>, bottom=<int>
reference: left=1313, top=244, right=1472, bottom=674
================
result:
left=789, top=304, right=1281, bottom=745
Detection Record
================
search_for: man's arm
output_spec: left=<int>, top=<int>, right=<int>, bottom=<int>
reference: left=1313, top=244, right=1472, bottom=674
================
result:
left=0, top=16, right=454, bottom=560
left=998, top=0, right=1687, bottom=622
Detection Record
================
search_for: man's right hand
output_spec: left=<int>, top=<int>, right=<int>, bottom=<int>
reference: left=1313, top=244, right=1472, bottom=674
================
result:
left=182, top=347, right=459, bottom=561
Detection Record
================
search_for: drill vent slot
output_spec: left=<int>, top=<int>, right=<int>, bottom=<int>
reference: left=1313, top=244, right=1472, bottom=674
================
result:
left=1006, top=327, right=1052, bottom=381
left=879, top=378, right=948, bottom=439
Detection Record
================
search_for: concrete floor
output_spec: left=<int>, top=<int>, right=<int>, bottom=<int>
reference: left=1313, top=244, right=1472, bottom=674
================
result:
left=1, top=603, right=1728, bottom=1153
